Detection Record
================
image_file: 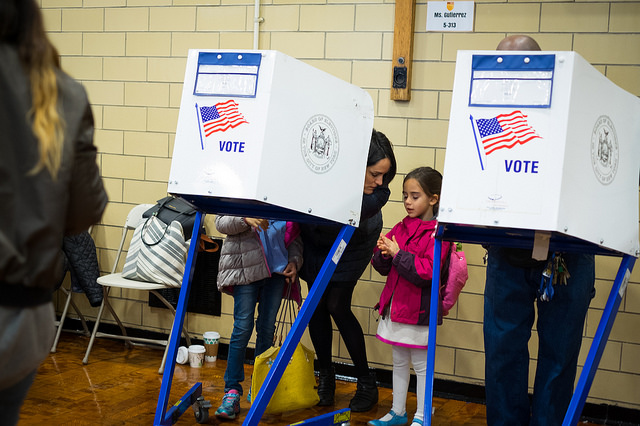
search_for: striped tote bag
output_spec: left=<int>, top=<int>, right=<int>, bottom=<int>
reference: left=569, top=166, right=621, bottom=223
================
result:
left=122, top=216, right=189, bottom=287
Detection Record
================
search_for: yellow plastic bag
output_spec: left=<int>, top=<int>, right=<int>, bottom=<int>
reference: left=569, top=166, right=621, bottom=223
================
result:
left=251, top=342, right=319, bottom=414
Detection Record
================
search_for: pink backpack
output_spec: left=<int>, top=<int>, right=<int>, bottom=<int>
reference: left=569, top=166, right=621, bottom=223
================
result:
left=441, top=243, right=469, bottom=316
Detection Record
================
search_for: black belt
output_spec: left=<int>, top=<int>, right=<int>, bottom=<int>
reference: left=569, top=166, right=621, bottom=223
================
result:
left=1, top=284, right=53, bottom=307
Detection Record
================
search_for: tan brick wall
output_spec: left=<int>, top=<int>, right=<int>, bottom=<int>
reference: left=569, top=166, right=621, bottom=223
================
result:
left=46, top=0, right=640, bottom=411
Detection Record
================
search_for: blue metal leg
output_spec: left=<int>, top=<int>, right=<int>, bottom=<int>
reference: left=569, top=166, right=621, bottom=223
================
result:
left=562, top=254, right=635, bottom=425
left=424, top=236, right=443, bottom=426
left=154, top=212, right=205, bottom=426
left=288, top=408, right=351, bottom=426
left=243, top=225, right=356, bottom=426
left=163, top=383, right=204, bottom=424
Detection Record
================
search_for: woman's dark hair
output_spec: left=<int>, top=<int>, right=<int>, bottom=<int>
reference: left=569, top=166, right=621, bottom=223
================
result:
left=367, top=129, right=397, bottom=186
left=404, top=166, right=443, bottom=214
left=0, top=0, right=60, bottom=70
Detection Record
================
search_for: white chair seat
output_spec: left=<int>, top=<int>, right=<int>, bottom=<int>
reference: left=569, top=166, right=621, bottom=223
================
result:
left=97, top=273, right=170, bottom=291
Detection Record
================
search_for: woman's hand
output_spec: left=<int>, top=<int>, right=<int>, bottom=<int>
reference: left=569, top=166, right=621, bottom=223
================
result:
left=377, top=234, right=400, bottom=257
left=244, top=217, right=269, bottom=231
left=282, top=262, right=298, bottom=284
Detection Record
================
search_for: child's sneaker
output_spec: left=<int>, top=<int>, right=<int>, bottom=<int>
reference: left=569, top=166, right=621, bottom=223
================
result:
left=367, top=410, right=408, bottom=426
left=215, top=389, right=241, bottom=420
left=247, top=387, right=251, bottom=403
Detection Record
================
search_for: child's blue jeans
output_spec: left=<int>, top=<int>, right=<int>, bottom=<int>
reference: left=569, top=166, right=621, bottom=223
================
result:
left=483, top=247, right=595, bottom=426
left=224, top=275, right=286, bottom=394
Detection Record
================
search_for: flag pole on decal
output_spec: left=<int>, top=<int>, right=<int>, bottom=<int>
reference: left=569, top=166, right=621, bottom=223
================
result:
left=196, top=103, right=204, bottom=150
left=470, top=115, right=485, bottom=171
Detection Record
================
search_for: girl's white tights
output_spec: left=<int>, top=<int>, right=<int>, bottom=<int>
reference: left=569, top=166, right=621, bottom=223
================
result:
left=390, top=345, right=427, bottom=422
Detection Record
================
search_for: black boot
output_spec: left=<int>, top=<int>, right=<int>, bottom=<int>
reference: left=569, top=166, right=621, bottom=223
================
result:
left=316, top=367, right=335, bottom=406
left=349, top=372, right=378, bottom=412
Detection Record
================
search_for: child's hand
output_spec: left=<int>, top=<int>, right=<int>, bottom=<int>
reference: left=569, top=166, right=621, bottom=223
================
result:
left=282, top=262, right=297, bottom=284
left=377, top=234, right=400, bottom=257
left=244, top=217, right=269, bottom=231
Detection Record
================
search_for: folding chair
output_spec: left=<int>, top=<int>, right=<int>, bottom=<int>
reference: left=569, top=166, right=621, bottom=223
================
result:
left=82, top=204, right=191, bottom=374
left=51, top=284, right=91, bottom=353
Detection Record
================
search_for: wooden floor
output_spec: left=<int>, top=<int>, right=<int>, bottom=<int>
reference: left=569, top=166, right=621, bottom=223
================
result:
left=19, top=332, right=594, bottom=425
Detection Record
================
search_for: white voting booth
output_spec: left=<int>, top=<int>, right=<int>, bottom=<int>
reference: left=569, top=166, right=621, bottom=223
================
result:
left=167, top=49, right=373, bottom=226
left=438, top=50, right=640, bottom=256
left=423, top=50, right=640, bottom=426
left=154, top=50, right=374, bottom=425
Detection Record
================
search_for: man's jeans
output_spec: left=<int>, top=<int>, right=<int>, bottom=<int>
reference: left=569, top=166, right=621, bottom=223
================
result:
left=484, top=247, right=595, bottom=426
left=224, top=275, right=285, bottom=394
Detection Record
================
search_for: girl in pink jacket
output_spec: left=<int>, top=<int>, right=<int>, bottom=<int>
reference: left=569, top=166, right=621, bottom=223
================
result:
left=368, top=167, right=452, bottom=426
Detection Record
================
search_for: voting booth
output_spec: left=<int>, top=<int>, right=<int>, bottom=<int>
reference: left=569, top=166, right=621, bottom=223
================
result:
left=167, top=49, right=374, bottom=226
left=438, top=50, right=640, bottom=256
left=422, top=50, right=640, bottom=426
left=154, top=50, right=374, bottom=425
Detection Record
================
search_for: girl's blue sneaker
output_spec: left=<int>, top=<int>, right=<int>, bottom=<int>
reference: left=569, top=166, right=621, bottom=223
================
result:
left=410, top=419, right=423, bottom=426
left=214, top=389, right=241, bottom=420
left=367, top=410, right=408, bottom=426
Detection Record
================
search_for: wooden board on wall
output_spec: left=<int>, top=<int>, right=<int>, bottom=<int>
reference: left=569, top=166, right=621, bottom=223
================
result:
left=391, top=0, right=416, bottom=101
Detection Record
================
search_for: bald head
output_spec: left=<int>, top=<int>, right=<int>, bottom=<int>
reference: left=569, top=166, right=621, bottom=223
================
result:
left=497, top=35, right=541, bottom=51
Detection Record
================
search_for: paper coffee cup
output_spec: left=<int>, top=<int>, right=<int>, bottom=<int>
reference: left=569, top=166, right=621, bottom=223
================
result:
left=176, top=346, right=189, bottom=364
left=188, top=345, right=206, bottom=368
left=203, top=331, right=220, bottom=362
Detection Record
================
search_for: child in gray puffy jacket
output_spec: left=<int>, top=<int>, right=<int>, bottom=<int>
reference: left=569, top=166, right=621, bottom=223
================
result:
left=213, top=216, right=302, bottom=420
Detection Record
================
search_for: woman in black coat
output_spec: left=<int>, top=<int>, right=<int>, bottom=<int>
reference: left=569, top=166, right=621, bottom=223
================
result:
left=0, top=1, right=107, bottom=423
left=300, top=129, right=397, bottom=413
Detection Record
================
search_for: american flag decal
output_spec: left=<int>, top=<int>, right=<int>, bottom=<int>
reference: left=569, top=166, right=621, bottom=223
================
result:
left=475, top=111, right=541, bottom=155
left=199, top=100, right=248, bottom=136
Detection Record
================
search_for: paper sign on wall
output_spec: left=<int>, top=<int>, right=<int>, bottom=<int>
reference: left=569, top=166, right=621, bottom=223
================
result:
left=426, top=1, right=474, bottom=32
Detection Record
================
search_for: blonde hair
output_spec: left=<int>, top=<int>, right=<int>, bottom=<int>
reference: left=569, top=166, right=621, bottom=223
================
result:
left=29, top=57, right=65, bottom=178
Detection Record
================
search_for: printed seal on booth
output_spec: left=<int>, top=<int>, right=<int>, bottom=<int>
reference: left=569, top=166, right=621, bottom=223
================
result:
left=301, top=114, right=339, bottom=174
left=590, top=115, right=619, bottom=185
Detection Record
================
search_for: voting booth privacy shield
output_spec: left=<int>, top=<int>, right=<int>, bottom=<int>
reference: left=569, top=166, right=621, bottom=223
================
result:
left=438, top=50, right=640, bottom=256
left=168, top=49, right=374, bottom=226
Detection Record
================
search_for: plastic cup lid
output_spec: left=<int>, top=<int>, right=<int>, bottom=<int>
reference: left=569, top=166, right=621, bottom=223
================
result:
left=176, top=346, right=189, bottom=364
left=188, top=344, right=206, bottom=353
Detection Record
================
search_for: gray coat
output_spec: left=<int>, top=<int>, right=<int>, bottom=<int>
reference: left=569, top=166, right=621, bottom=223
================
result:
left=215, top=216, right=303, bottom=291
left=0, top=45, right=107, bottom=391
